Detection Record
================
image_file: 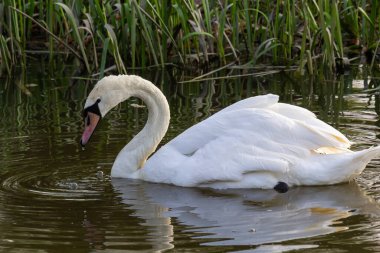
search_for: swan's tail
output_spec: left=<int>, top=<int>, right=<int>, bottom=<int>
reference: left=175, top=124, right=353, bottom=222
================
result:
left=352, top=145, right=380, bottom=166
left=333, top=145, right=380, bottom=181
left=294, top=146, right=380, bottom=186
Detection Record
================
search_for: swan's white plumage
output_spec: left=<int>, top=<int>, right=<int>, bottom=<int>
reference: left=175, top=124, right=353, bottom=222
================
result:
left=82, top=75, right=380, bottom=189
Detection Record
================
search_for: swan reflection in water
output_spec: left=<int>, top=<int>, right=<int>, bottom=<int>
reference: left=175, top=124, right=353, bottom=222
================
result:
left=112, top=179, right=380, bottom=251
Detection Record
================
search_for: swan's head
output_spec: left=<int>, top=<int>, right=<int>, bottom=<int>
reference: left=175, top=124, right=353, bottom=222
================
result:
left=80, top=75, right=132, bottom=147
left=80, top=74, right=169, bottom=147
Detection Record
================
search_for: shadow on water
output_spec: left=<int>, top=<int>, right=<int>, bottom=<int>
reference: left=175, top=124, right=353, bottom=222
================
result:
left=0, top=61, right=380, bottom=252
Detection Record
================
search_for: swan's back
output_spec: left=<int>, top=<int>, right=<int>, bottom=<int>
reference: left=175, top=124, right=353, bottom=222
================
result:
left=218, top=93, right=279, bottom=113
left=167, top=94, right=350, bottom=155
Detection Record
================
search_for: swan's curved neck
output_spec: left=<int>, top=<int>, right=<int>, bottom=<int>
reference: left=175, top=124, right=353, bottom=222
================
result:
left=111, top=77, right=170, bottom=177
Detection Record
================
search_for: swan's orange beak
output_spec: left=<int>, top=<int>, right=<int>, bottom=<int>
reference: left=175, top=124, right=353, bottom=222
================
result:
left=80, top=111, right=101, bottom=147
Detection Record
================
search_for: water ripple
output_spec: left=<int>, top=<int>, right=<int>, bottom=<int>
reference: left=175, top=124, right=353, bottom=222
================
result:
left=0, top=167, right=106, bottom=201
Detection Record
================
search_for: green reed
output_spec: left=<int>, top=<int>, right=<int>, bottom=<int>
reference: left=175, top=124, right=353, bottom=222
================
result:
left=0, top=34, right=11, bottom=75
left=0, top=0, right=379, bottom=76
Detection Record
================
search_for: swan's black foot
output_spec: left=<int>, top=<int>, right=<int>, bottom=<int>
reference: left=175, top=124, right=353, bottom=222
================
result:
left=274, top=181, right=289, bottom=193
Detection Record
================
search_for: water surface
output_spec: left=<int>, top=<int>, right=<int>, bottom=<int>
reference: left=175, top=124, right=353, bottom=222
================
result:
left=0, top=65, right=380, bottom=252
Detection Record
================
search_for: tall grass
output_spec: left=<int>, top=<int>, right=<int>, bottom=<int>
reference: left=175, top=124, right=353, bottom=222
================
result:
left=0, top=0, right=379, bottom=76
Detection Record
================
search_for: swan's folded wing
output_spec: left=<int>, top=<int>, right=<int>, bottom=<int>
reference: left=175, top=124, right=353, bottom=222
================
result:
left=167, top=95, right=280, bottom=156
left=168, top=107, right=350, bottom=156
left=269, top=103, right=351, bottom=148
left=163, top=133, right=297, bottom=188
left=269, top=103, right=317, bottom=120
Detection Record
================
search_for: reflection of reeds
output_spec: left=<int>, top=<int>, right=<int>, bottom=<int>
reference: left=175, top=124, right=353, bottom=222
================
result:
left=0, top=1, right=379, bottom=76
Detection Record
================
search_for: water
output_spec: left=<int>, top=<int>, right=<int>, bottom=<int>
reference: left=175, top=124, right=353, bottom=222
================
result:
left=1, top=64, right=380, bottom=252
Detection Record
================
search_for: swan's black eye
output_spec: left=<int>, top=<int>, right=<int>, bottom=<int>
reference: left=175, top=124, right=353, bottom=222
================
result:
left=83, top=99, right=102, bottom=118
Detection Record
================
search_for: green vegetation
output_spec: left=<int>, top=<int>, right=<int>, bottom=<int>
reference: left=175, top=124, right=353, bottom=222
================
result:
left=0, top=0, right=379, bottom=77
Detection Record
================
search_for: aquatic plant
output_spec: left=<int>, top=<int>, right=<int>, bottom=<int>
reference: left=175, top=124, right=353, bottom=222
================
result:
left=0, top=0, right=378, bottom=76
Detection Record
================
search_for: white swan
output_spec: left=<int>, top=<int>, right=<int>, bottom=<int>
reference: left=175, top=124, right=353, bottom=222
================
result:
left=80, top=74, right=380, bottom=191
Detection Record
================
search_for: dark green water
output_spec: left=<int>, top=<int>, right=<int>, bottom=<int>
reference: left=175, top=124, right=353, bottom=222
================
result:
left=1, top=64, right=380, bottom=252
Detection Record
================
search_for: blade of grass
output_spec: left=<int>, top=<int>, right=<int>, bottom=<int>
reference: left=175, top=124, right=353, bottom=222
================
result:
left=242, top=0, right=253, bottom=57
left=47, top=0, right=54, bottom=62
left=172, top=3, right=191, bottom=56
left=104, top=23, right=127, bottom=74
left=216, top=3, right=231, bottom=63
left=99, top=37, right=110, bottom=79
left=331, top=0, right=343, bottom=58
left=25, top=0, right=35, bottom=38
left=252, top=38, right=281, bottom=65
left=144, top=0, right=184, bottom=64
left=318, top=0, right=334, bottom=69
left=231, top=0, right=239, bottom=49
left=178, top=69, right=285, bottom=83
left=79, top=26, right=98, bottom=69
left=0, top=35, right=12, bottom=75
left=370, top=40, right=380, bottom=69
left=56, top=2, right=91, bottom=72
left=181, top=31, right=214, bottom=43
left=9, top=6, right=83, bottom=61
left=186, top=61, right=236, bottom=82
left=131, top=0, right=159, bottom=66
